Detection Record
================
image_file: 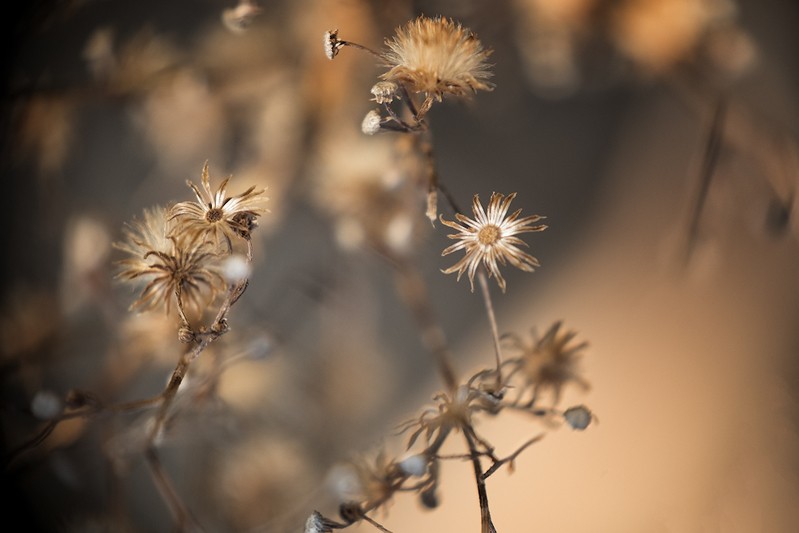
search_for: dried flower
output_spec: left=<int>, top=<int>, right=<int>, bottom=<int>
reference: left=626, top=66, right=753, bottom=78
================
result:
left=115, top=207, right=224, bottom=314
left=169, top=162, right=267, bottom=252
left=381, top=16, right=493, bottom=103
left=504, top=321, right=590, bottom=406
left=440, top=192, right=547, bottom=292
left=324, top=30, right=342, bottom=60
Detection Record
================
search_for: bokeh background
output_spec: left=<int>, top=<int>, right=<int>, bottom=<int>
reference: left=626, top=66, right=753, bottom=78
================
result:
left=2, top=0, right=799, bottom=531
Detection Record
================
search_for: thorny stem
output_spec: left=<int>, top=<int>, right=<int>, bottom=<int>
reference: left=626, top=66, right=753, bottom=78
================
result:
left=477, top=269, right=504, bottom=389
left=463, top=428, right=497, bottom=533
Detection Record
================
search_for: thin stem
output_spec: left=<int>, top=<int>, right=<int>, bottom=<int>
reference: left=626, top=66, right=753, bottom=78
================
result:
left=174, top=285, right=192, bottom=331
left=362, top=514, right=394, bottom=533
left=683, top=97, right=726, bottom=264
left=420, top=138, right=440, bottom=223
left=340, top=40, right=382, bottom=59
left=463, top=429, right=497, bottom=533
left=482, top=434, right=545, bottom=480
left=477, top=269, right=504, bottom=389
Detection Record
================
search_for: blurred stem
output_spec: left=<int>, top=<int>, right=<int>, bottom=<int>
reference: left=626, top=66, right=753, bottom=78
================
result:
left=145, top=446, right=201, bottom=532
left=420, top=136, right=440, bottom=223
left=683, top=97, right=726, bottom=264
left=389, top=252, right=458, bottom=393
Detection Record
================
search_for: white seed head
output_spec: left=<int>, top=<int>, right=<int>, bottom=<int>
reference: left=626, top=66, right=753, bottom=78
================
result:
left=361, top=109, right=383, bottom=135
left=323, top=30, right=339, bottom=60
left=398, top=454, right=428, bottom=477
left=564, top=405, right=592, bottom=430
left=31, top=390, right=63, bottom=420
left=305, top=511, right=329, bottom=533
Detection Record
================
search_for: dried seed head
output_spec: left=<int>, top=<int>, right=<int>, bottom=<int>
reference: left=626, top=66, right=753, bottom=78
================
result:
left=168, top=162, right=268, bottom=253
left=324, top=29, right=341, bottom=60
left=440, top=192, right=547, bottom=292
left=361, top=109, right=383, bottom=135
left=381, top=16, right=494, bottom=101
left=505, top=321, right=590, bottom=406
left=305, top=511, right=332, bottom=533
left=370, top=80, right=398, bottom=104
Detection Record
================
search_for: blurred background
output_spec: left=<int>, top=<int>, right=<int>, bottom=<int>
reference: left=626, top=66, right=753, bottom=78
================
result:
left=2, top=0, right=799, bottom=531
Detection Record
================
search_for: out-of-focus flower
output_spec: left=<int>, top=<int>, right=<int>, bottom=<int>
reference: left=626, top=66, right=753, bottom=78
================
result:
left=222, top=0, right=262, bottom=34
left=115, top=206, right=224, bottom=314
left=504, top=321, right=590, bottom=406
left=440, top=192, right=547, bottom=292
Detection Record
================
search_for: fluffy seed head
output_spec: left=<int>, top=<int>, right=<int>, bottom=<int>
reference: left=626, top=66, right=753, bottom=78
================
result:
left=381, top=16, right=493, bottom=101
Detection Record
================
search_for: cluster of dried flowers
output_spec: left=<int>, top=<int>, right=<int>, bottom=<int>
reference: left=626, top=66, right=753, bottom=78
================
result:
left=6, top=13, right=591, bottom=533
left=310, top=15, right=593, bottom=533
left=116, top=162, right=267, bottom=338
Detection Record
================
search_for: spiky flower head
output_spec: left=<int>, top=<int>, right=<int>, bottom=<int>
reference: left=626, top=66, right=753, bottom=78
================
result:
left=169, top=162, right=268, bottom=252
left=440, top=192, right=546, bottom=292
left=381, top=16, right=493, bottom=102
left=115, top=206, right=224, bottom=314
left=505, top=321, right=590, bottom=406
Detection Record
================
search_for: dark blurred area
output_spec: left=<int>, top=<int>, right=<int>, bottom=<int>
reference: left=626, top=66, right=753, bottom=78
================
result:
left=2, top=0, right=799, bottom=531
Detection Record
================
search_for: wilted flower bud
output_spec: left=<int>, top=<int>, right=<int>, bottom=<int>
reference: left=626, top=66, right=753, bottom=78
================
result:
left=563, top=405, right=592, bottom=430
left=370, top=81, right=399, bottom=104
left=420, top=485, right=439, bottom=508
